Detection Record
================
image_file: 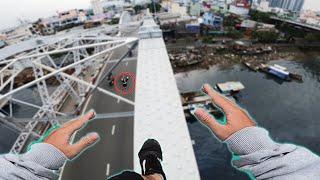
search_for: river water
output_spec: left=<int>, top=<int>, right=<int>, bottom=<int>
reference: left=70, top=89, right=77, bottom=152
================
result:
left=175, top=57, right=320, bottom=179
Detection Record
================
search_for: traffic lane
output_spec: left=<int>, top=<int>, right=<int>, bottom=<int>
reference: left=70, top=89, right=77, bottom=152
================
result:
left=99, top=59, right=136, bottom=101
left=61, top=117, right=134, bottom=180
left=61, top=56, right=137, bottom=179
left=61, top=47, right=137, bottom=179
left=109, top=45, right=134, bottom=60
left=85, top=60, right=137, bottom=114
left=104, top=118, right=134, bottom=178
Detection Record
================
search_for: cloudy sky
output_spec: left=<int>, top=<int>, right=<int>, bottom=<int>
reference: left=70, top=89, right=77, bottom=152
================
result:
left=0, top=0, right=319, bottom=30
left=0, top=0, right=90, bottom=30
left=303, top=0, right=320, bottom=11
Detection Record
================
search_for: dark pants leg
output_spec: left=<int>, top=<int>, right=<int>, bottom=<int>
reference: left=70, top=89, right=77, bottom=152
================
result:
left=108, top=171, right=144, bottom=180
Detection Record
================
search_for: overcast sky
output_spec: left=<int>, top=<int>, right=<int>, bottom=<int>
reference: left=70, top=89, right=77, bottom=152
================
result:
left=0, top=0, right=319, bottom=30
left=0, top=0, right=90, bottom=30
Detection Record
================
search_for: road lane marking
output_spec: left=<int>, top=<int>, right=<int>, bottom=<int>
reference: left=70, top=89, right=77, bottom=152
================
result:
left=107, top=57, right=136, bottom=63
left=106, top=163, right=110, bottom=176
left=126, top=62, right=128, bottom=66
left=111, top=125, right=116, bottom=135
left=117, top=98, right=120, bottom=103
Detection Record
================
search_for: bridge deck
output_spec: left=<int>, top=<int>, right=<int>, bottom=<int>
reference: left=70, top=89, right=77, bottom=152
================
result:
left=135, top=37, right=200, bottom=179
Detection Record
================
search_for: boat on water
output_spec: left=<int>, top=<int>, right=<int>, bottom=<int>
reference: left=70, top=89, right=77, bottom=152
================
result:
left=181, top=90, right=237, bottom=122
left=267, top=65, right=291, bottom=81
left=216, top=81, right=245, bottom=94
left=268, top=64, right=303, bottom=81
left=243, top=63, right=303, bottom=82
left=243, top=62, right=259, bottom=72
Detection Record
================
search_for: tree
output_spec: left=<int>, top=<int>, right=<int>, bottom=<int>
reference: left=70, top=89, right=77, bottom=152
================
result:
left=226, top=27, right=243, bottom=39
left=276, top=23, right=305, bottom=42
left=202, top=36, right=213, bottom=43
left=148, top=2, right=161, bottom=13
left=253, top=30, right=279, bottom=43
left=249, top=9, right=275, bottom=23
left=109, top=18, right=119, bottom=25
left=223, top=15, right=241, bottom=27
left=133, top=5, right=144, bottom=14
left=304, top=33, right=320, bottom=42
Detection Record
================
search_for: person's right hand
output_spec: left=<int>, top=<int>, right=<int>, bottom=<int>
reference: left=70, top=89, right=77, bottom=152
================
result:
left=195, top=84, right=255, bottom=141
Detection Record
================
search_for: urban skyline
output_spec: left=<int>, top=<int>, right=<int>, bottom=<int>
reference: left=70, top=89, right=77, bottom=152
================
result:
left=269, top=0, right=305, bottom=12
left=0, top=0, right=320, bottom=30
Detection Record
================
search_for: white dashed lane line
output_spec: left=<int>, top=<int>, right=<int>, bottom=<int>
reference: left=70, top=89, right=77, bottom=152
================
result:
left=111, top=125, right=116, bottom=135
left=106, top=163, right=110, bottom=176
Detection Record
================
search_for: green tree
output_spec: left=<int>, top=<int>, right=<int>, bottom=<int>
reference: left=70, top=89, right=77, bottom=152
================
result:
left=249, top=9, right=275, bottom=23
left=148, top=2, right=161, bottom=13
left=223, top=15, right=241, bottom=27
left=276, top=23, right=305, bottom=41
left=226, top=27, right=243, bottom=39
left=109, top=18, right=119, bottom=25
left=134, top=5, right=144, bottom=14
left=253, top=30, right=279, bottom=43
left=202, top=36, right=213, bottom=43
left=304, top=33, right=320, bottom=42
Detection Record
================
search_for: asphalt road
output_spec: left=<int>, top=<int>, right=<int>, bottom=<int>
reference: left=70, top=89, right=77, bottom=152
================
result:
left=61, top=45, right=137, bottom=180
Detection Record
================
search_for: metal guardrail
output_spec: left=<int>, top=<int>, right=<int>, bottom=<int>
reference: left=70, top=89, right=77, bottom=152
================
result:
left=1, top=111, right=134, bottom=123
left=271, top=16, right=320, bottom=31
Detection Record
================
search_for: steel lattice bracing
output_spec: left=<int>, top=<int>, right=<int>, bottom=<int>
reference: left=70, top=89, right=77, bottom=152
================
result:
left=0, top=26, right=138, bottom=154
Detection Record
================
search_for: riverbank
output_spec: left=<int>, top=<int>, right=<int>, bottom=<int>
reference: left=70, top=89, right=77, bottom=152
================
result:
left=168, top=43, right=319, bottom=73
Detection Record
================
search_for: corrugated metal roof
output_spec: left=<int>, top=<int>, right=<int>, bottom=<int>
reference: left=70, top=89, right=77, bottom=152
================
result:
left=0, top=36, right=64, bottom=61
left=0, top=25, right=118, bottom=61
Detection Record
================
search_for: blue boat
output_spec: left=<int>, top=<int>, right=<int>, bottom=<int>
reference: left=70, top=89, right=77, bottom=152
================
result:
left=267, top=65, right=291, bottom=81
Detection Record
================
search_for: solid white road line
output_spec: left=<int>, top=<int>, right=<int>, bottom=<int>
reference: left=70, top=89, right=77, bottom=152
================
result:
left=117, top=98, right=120, bottom=103
left=111, top=125, right=116, bottom=135
left=106, top=163, right=110, bottom=176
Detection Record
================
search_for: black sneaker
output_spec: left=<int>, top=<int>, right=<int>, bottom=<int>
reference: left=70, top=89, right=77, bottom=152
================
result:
left=138, top=139, right=166, bottom=180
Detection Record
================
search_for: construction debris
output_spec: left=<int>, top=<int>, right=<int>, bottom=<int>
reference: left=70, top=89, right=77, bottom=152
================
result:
left=169, top=46, right=203, bottom=67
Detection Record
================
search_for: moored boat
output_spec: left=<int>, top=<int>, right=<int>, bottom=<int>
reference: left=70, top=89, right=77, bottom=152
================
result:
left=267, top=65, right=291, bottom=81
left=216, top=81, right=245, bottom=94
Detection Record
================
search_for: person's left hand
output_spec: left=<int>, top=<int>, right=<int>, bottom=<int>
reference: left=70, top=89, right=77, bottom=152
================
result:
left=44, top=110, right=100, bottom=159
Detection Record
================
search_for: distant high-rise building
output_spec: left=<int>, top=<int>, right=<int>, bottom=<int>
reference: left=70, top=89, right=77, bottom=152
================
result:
left=292, top=0, right=304, bottom=12
left=91, top=0, right=104, bottom=15
left=256, top=0, right=270, bottom=12
left=269, top=0, right=304, bottom=12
